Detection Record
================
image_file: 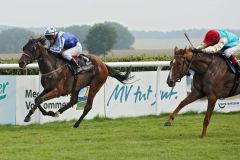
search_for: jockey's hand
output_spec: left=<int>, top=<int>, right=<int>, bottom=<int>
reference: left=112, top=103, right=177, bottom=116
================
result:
left=201, top=49, right=207, bottom=53
left=202, top=48, right=214, bottom=54
left=202, top=46, right=217, bottom=54
left=192, top=48, right=203, bottom=53
left=47, top=49, right=53, bottom=54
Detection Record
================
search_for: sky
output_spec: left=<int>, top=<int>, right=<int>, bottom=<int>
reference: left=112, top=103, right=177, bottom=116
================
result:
left=0, top=0, right=239, bottom=31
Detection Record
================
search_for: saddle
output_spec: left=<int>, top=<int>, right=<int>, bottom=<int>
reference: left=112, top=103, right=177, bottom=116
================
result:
left=71, top=54, right=94, bottom=74
left=225, top=57, right=240, bottom=96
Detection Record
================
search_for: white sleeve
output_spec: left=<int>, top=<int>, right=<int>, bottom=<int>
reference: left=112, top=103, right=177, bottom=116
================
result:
left=49, top=36, right=65, bottom=53
left=203, top=38, right=227, bottom=53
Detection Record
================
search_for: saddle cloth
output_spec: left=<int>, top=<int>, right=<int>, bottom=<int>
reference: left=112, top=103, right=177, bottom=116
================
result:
left=72, top=54, right=94, bottom=73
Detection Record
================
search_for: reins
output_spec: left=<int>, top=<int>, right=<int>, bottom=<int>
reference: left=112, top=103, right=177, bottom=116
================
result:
left=40, top=64, right=68, bottom=76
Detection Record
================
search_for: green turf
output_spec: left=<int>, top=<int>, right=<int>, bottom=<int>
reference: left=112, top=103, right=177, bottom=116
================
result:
left=0, top=112, right=239, bottom=160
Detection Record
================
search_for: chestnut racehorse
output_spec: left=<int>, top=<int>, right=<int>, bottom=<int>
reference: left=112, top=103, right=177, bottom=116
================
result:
left=18, top=37, right=132, bottom=128
left=165, top=47, right=239, bottom=139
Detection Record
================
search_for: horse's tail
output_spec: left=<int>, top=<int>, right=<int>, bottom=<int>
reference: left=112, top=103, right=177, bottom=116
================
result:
left=106, top=65, right=133, bottom=84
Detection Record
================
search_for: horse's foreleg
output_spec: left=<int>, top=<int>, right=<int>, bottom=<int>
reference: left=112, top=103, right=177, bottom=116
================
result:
left=164, top=90, right=203, bottom=126
left=24, top=88, right=60, bottom=122
left=201, top=95, right=217, bottom=139
left=24, top=90, right=49, bottom=122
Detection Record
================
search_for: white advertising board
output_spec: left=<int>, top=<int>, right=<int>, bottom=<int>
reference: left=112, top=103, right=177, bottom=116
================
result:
left=105, top=72, right=157, bottom=118
left=16, top=76, right=40, bottom=125
left=10, top=70, right=240, bottom=126
left=156, top=71, right=187, bottom=114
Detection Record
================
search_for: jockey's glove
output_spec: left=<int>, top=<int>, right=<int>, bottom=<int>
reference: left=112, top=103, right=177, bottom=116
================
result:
left=191, top=48, right=203, bottom=53
left=47, top=49, right=54, bottom=54
left=196, top=43, right=207, bottom=50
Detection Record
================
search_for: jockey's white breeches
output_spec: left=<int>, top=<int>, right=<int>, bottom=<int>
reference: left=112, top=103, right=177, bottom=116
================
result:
left=62, top=42, right=82, bottom=61
left=223, top=41, right=240, bottom=58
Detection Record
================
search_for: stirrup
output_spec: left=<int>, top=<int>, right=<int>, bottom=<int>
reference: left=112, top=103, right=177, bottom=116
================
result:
left=82, top=64, right=94, bottom=71
left=76, top=67, right=83, bottom=73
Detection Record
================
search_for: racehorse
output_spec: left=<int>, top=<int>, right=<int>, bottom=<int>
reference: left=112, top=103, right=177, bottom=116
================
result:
left=165, top=46, right=240, bottom=139
left=18, top=37, right=132, bottom=128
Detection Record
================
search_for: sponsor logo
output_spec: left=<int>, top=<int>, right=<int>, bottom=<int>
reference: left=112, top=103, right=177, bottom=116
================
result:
left=0, top=82, right=9, bottom=100
left=218, top=101, right=240, bottom=109
left=77, top=87, right=89, bottom=110
left=107, top=84, right=178, bottom=107
left=24, top=89, right=68, bottom=110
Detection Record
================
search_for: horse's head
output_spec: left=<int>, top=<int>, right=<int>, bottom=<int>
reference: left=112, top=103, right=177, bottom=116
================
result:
left=167, top=46, right=193, bottom=87
left=19, top=37, right=46, bottom=68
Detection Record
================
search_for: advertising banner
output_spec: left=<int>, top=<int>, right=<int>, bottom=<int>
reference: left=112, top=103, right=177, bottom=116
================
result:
left=157, top=71, right=187, bottom=114
left=10, top=70, right=240, bottom=126
left=16, top=76, right=40, bottom=125
left=0, top=76, right=16, bottom=124
left=105, top=71, right=157, bottom=118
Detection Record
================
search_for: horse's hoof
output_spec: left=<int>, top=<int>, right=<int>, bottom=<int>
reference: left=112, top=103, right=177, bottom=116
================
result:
left=24, top=116, right=31, bottom=122
left=54, top=111, right=60, bottom=118
left=48, top=111, right=55, bottom=117
left=164, top=121, right=172, bottom=126
left=73, top=123, right=79, bottom=128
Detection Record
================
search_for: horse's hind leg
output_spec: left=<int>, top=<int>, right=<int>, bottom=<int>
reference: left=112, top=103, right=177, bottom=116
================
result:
left=73, top=82, right=105, bottom=128
left=55, top=91, right=79, bottom=116
left=164, top=89, right=203, bottom=126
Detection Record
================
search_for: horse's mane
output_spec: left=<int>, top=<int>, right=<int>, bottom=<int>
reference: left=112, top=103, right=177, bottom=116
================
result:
left=38, top=37, right=46, bottom=46
left=189, top=48, right=226, bottom=60
left=31, top=36, right=46, bottom=46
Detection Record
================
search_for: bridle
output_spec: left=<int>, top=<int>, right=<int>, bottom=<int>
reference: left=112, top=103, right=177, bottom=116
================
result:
left=22, top=41, right=39, bottom=62
left=172, top=53, right=194, bottom=82
left=21, top=39, right=68, bottom=76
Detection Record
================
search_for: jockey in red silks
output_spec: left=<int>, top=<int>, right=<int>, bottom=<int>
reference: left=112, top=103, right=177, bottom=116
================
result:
left=197, top=30, right=240, bottom=71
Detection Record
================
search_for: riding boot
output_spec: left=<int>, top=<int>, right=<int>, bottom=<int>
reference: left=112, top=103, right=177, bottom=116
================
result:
left=229, top=55, right=240, bottom=73
left=70, top=59, right=82, bottom=74
left=234, top=63, right=240, bottom=73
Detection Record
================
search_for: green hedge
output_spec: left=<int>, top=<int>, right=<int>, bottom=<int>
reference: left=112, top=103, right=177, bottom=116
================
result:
left=0, top=55, right=172, bottom=75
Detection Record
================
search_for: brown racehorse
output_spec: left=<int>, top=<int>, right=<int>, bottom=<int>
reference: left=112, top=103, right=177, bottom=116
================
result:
left=165, top=46, right=239, bottom=139
left=18, top=37, right=132, bottom=128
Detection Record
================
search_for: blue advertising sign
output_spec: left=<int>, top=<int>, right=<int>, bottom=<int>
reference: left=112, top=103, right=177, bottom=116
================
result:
left=0, top=76, right=16, bottom=124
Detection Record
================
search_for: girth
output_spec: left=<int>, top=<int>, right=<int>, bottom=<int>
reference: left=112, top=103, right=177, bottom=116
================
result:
left=228, top=73, right=240, bottom=97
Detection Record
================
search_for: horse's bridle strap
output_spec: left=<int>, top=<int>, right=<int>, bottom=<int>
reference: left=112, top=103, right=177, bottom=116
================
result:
left=40, top=64, right=68, bottom=76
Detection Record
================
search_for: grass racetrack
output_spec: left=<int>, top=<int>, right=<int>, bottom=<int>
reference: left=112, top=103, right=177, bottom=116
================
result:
left=0, top=112, right=240, bottom=160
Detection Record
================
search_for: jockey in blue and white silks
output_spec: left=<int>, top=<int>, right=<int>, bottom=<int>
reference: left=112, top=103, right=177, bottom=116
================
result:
left=44, top=26, right=83, bottom=74
left=48, top=32, right=81, bottom=57
left=197, top=29, right=240, bottom=71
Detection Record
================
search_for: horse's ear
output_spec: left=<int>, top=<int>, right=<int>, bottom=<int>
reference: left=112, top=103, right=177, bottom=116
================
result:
left=183, top=46, right=188, bottom=53
left=174, top=46, right=178, bottom=52
left=38, top=36, right=46, bottom=45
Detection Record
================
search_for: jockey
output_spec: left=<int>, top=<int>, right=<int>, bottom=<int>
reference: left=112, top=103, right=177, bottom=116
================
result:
left=197, top=30, right=240, bottom=71
left=44, top=26, right=82, bottom=74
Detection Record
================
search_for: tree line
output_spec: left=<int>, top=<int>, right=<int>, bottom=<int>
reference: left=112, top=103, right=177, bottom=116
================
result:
left=0, top=22, right=135, bottom=55
left=132, top=29, right=240, bottom=39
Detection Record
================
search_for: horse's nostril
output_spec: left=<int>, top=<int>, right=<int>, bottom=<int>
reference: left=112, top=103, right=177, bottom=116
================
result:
left=19, top=61, right=25, bottom=68
left=168, top=80, right=174, bottom=84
